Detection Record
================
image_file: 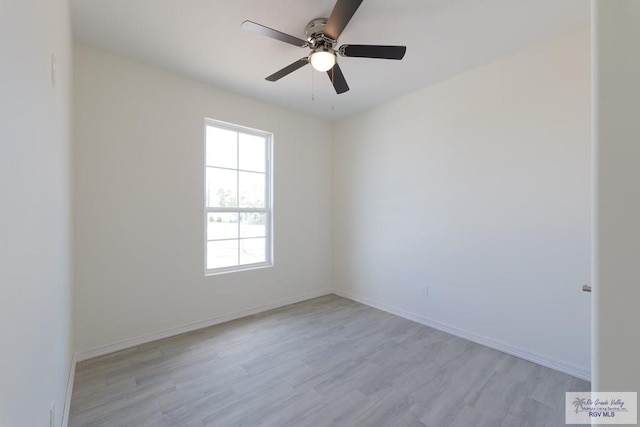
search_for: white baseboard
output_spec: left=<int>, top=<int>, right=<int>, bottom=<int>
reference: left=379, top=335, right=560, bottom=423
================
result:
left=74, top=290, right=332, bottom=362
left=333, top=289, right=591, bottom=382
left=62, top=353, right=77, bottom=427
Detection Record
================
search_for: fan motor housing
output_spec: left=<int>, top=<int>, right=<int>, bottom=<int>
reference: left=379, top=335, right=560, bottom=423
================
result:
left=305, top=18, right=335, bottom=49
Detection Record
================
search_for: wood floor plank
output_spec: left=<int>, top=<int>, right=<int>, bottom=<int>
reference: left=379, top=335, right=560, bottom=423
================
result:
left=69, top=295, right=589, bottom=426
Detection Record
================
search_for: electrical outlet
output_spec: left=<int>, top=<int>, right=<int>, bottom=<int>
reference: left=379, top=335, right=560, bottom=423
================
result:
left=421, top=285, right=428, bottom=297
left=50, top=402, right=55, bottom=427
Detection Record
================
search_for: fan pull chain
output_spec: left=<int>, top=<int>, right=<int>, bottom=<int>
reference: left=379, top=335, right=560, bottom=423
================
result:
left=311, top=64, right=315, bottom=101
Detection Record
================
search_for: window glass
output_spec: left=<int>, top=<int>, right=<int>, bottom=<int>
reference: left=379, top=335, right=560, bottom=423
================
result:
left=205, top=120, right=272, bottom=274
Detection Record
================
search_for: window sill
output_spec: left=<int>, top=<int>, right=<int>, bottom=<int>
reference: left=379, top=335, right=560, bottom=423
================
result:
left=205, top=262, right=273, bottom=277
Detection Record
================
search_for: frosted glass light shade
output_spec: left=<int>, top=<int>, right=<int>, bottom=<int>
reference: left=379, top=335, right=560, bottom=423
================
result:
left=310, top=50, right=336, bottom=72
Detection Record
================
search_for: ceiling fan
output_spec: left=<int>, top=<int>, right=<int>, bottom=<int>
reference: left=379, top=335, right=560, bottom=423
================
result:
left=241, top=0, right=406, bottom=94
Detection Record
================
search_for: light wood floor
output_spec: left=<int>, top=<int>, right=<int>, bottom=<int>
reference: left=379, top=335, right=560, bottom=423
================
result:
left=69, top=295, right=589, bottom=427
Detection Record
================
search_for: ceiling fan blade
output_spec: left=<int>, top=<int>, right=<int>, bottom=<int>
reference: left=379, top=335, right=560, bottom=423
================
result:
left=266, top=58, right=309, bottom=82
left=327, top=63, right=349, bottom=94
left=339, top=44, right=406, bottom=60
left=242, top=20, right=308, bottom=47
left=324, top=0, right=364, bottom=41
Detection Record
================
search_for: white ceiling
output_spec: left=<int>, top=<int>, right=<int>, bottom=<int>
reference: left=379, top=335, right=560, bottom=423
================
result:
left=70, top=0, right=590, bottom=121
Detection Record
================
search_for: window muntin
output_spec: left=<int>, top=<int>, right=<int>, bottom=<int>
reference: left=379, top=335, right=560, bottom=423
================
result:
left=205, top=120, right=272, bottom=274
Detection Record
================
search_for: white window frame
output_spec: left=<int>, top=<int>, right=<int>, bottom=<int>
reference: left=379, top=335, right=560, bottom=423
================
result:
left=204, top=118, right=273, bottom=275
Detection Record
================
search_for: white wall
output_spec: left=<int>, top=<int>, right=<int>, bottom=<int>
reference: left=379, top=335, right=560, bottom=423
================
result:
left=333, top=30, right=591, bottom=378
left=592, top=0, right=640, bottom=393
left=73, top=44, right=333, bottom=354
left=0, top=1, right=73, bottom=426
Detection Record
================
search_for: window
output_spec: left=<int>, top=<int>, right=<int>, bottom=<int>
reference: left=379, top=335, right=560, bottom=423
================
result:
left=205, top=119, right=272, bottom=274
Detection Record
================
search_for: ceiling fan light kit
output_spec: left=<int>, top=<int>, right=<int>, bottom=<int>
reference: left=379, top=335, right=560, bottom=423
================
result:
left=241, top=0, right=406, bottom=94
left=310, top=48, right=336, bottom=72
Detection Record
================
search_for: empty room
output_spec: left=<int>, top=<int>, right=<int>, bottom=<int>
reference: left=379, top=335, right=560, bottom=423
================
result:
left=2, top=0, right=639, bottom=426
